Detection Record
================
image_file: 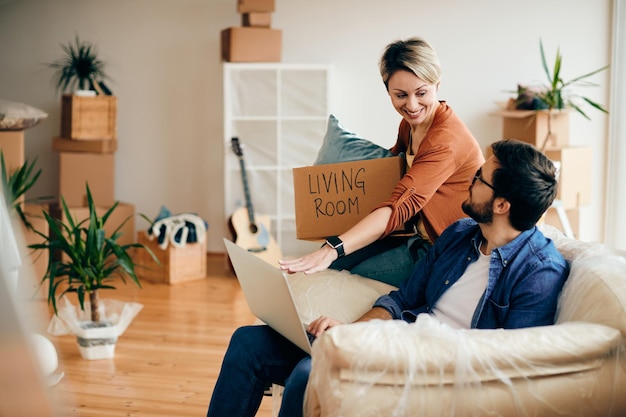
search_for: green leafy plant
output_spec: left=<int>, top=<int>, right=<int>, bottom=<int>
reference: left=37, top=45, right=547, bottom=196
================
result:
left=29, top=184, right=156, bottom=322
left=47, top=34, right=109, bottom=95
left=514, top=39, right=609, bottom=150
left=1, top=151, right=42, bottom=230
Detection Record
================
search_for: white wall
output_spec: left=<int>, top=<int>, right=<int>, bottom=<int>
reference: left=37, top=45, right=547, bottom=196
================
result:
left=0, top=0, right=614, bottom=252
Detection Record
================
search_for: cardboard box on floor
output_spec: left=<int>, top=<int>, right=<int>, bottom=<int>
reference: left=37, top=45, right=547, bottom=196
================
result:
left=221, top=27, right=281, bottom=62
left=293, top=157, right=404, bottom=241
left=135, top=231, right=207, bottom=285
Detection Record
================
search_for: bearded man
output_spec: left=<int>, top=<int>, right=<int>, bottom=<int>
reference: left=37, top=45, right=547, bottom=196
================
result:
left=207, top=138, right=569, bottom=417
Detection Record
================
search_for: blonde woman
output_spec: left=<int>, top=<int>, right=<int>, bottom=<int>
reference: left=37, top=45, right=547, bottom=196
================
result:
left=280, top=37, right=484, bottom=287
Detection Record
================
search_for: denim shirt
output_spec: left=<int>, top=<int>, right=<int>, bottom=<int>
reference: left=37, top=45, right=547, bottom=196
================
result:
left=373, top=218, right=569, bottom=329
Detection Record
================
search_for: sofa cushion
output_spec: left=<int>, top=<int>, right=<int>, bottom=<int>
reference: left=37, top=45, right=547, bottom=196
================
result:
left=556, top=254, right=626, bottom=337
left=314, top=114, right=393, bottom=165
left=0, top=99, right=48, bottom=130
left=287, top=269, right=396, bottom=325
left=541, top=224, right=626, bottom=336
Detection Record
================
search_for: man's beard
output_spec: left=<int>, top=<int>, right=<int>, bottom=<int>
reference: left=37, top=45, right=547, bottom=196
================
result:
left=462, top=196, right=494, bottom=224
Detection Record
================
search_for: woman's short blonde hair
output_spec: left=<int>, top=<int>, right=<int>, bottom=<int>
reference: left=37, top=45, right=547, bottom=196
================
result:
left=379, top=37, right=442, bottom=89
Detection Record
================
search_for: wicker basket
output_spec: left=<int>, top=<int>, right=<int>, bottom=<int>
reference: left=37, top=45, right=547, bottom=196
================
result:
left=61, top=95, right=117, bottom=140
left=136, top=231, right=207, bottom=284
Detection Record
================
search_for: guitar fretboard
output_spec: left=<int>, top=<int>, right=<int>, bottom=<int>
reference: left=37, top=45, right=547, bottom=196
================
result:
left=232, top=137, right=258, bottom=234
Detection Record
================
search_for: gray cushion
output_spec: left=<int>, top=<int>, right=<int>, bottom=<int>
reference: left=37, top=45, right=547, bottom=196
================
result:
left=314, top=114, right=392, bottom=165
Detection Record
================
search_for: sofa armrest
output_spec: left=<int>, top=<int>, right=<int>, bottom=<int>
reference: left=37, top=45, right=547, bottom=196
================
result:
left=306, top=316, right=623, bottom=417
left=311, top=315, right=621, bottom=385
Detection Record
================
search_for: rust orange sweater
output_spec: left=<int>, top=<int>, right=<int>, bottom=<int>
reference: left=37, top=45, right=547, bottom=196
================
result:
left=375, top=102, right=484, bottom=242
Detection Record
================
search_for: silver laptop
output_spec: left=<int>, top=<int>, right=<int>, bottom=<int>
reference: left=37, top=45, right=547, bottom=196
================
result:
left=224, top=238, right=312, bottom=354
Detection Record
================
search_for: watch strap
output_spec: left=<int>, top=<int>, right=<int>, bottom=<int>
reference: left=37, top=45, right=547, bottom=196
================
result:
left=325, top=236, right=345, bottom=258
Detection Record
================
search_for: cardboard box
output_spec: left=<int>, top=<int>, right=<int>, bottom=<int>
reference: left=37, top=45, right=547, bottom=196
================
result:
left=59, top=152, right=115, bottom=207
left=242, top=12, right=272, bottom=27
left=293, top=157, right=404, bottom=240
left=61, top=94, right=117, bottom=140
left=221, top=27, right=282, bottom=62
left=18, top=204, right=50, bottom=300
left=135, top=231, right=207, bottom=285
left=500, top=109, right=569, bottom=150
left=0, top=130, right=25, bottom=172
left=237, top=0, right=275, bottom=13
left=52, top=136, right=117, bottom=153
left=545, top=146, right=592, bottom=209
left=543, top=205, right=581, bottom=239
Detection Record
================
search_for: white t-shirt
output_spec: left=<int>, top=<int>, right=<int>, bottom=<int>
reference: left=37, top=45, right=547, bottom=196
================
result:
left=431, top=251, right=490, bottom=329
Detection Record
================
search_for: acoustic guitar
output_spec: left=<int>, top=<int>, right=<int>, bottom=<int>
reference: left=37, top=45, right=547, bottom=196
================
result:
left=228, top=137, right=283, bottom=266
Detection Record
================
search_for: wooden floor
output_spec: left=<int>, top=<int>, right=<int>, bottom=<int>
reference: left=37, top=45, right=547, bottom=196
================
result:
left=28, top=254, right=276, bottom=417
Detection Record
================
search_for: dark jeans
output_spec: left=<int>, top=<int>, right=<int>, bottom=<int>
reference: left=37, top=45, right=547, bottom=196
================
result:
left=206, top=236, right=431, bottom=417
left=330, top=234, right=431, bottom=287
left=206, top=325, right=309, bottom=417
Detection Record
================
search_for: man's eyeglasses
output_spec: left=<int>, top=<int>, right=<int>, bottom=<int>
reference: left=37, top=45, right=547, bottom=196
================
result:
left=472, top=168, right=495, bottom=190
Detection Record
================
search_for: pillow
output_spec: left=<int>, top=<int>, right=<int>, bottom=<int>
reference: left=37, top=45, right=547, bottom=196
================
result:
left=314, top=114, right=393, bottom=165
left=0, top=99, right=48, bottom=130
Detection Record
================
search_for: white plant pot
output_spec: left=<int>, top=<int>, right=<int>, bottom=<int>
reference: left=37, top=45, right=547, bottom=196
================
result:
left=47, top=298, right=143, bottom=360
left=74, top=89, right=96, bottom=97
left=75, top=321, right=117, bottom=360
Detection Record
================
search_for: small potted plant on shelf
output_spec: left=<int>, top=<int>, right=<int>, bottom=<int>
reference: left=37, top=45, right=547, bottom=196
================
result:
left=47, top=34, right=112, bottom=96
left=47, top=35, right=117, bottom=140
left=28, top=184, right=156, bottom=360
left=504, top=39, right=609, bottom=151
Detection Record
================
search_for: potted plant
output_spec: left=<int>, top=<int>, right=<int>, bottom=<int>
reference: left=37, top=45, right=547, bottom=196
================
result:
left=29, top=184, right=156, bottom=360
left=47, top=35, right=117, bottom=140
left=47, top=34, right=111, bottom=96
left=507, top=39, right=609, bottom=150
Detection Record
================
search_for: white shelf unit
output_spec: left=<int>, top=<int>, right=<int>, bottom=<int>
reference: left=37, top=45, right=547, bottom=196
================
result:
left=223, top=63, right=331, bottom=256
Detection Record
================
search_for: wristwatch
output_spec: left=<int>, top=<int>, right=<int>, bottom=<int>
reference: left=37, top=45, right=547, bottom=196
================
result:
left=324, top=236, right=345, bottom=258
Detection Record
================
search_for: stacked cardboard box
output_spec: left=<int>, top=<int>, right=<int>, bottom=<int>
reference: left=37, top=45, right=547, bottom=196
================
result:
left=496, top=110, right=592, bottom=238
left=500, top=109, right=570, bottom=150
left=61, top=94, right=117, bottom=140
left=0, top=130, right=25, bottom=174
left=221, top=0, right=281, bottom=62
left=53, top=94, right=135, bottom=246
left=0, top=129, right=49, bottom=291
left=19, top=203, right=50, bottom=299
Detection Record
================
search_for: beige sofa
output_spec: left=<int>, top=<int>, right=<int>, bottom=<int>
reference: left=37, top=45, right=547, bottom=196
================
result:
left=285, top=226, right=626, bottom=417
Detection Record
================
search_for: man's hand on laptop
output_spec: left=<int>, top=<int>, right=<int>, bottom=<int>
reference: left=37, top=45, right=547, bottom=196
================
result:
left=307, top=315, right=342, bottom=338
